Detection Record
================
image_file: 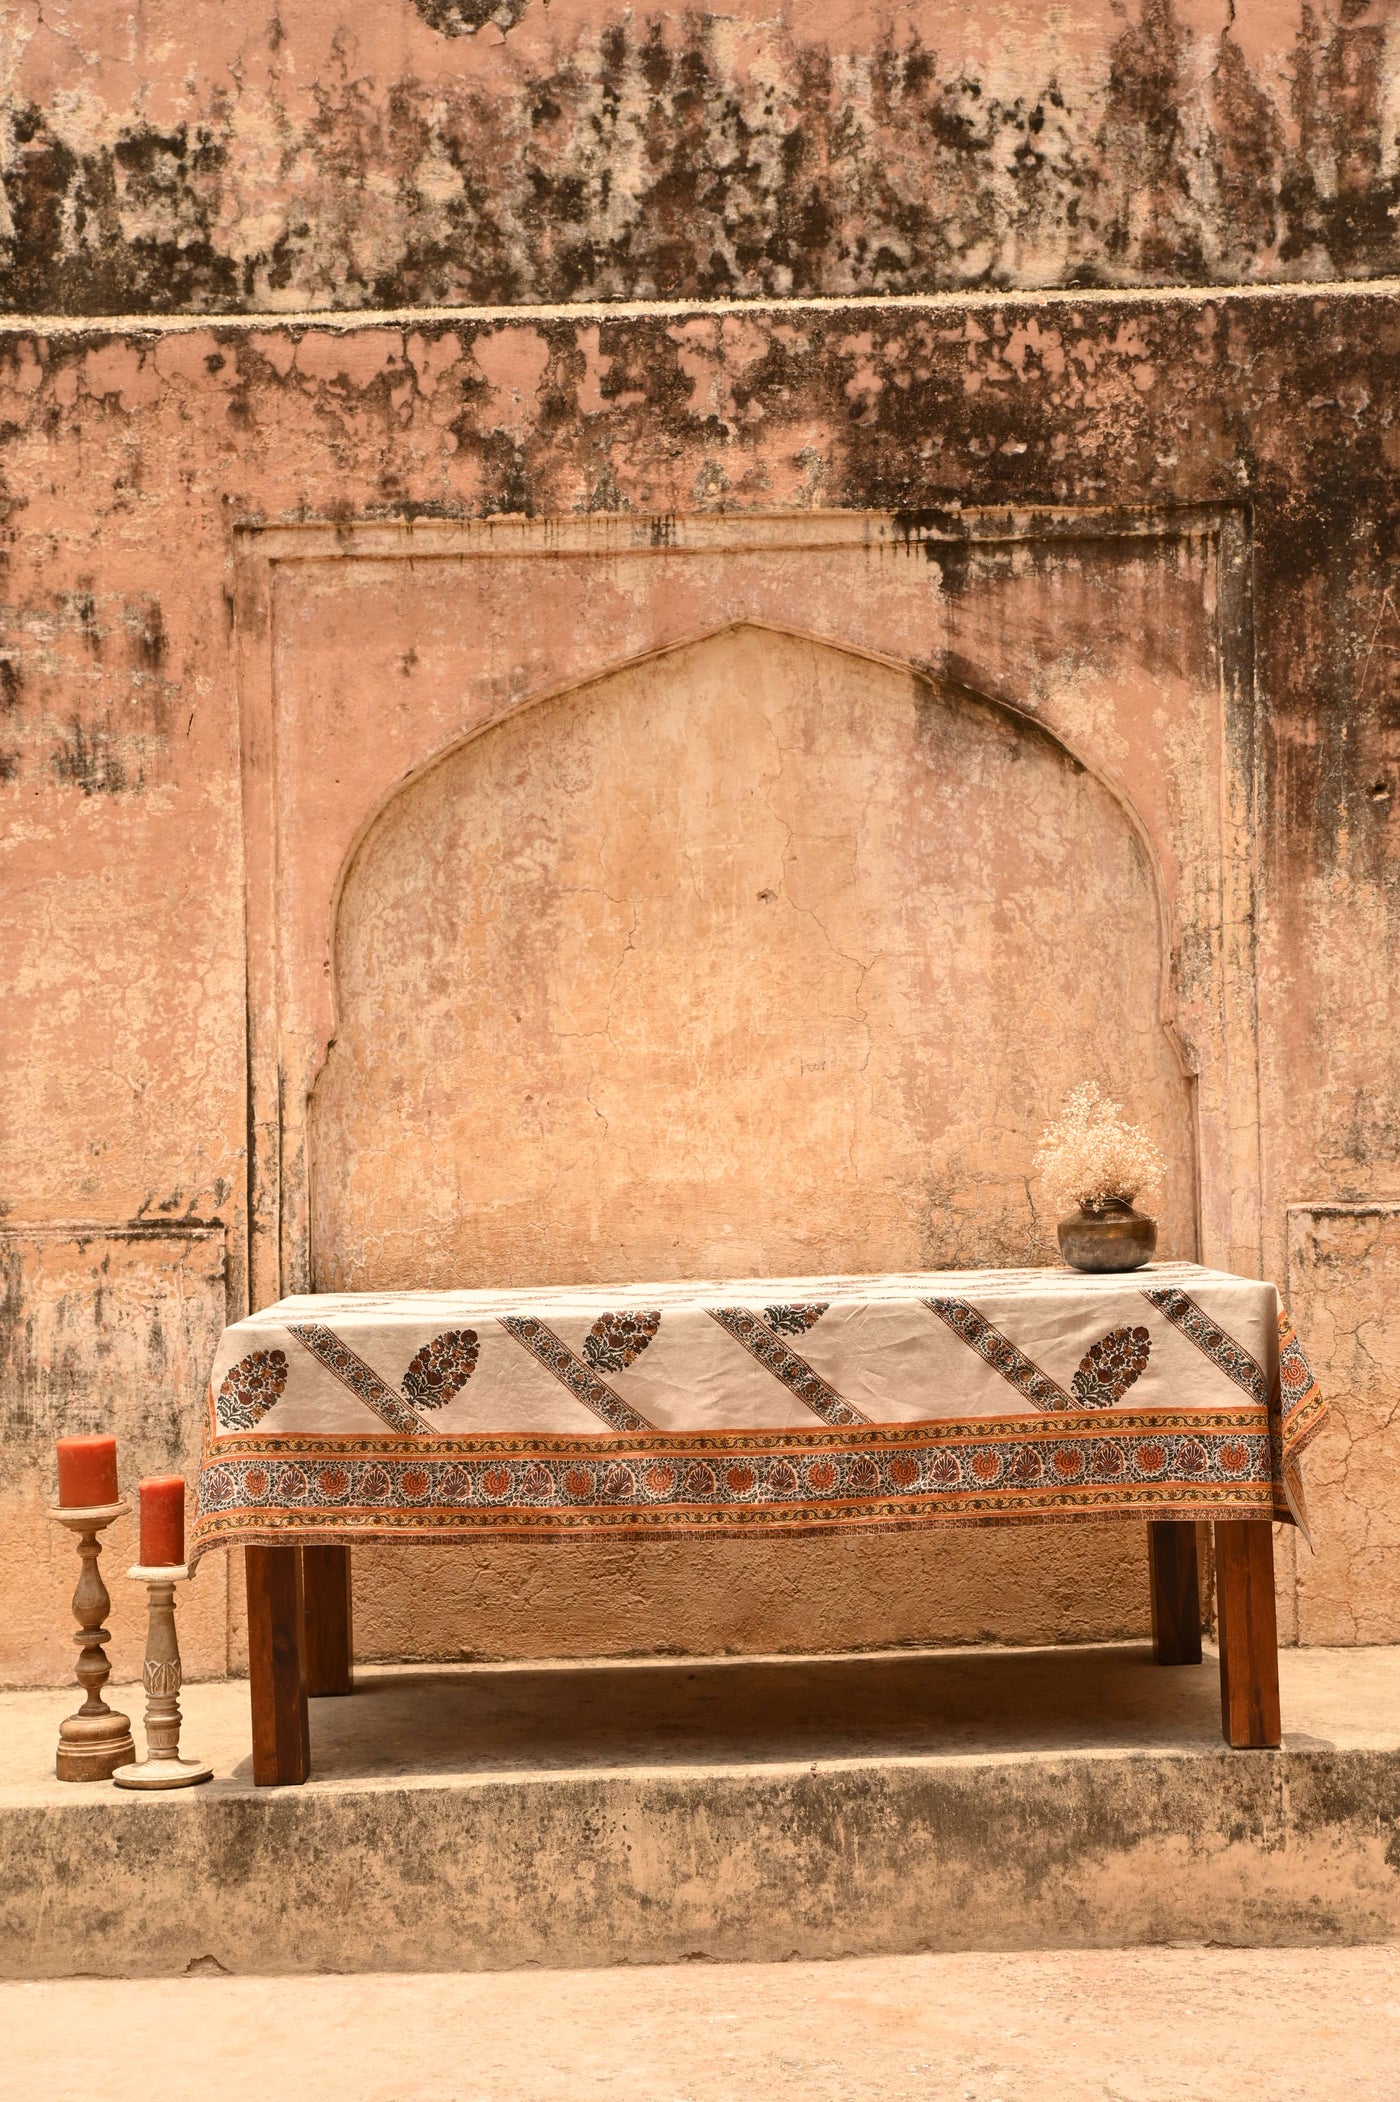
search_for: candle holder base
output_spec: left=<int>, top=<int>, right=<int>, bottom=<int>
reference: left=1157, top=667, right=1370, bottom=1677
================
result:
left=111, top=1752, right=213, bottom=1790
left=57, top=1716, right=138, bottom=1784
left=112, top=1562, right=212, bottom=1791
left=48, top=1501, right=135, bottom=1783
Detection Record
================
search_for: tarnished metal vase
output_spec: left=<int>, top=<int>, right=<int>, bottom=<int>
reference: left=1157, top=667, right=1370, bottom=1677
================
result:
left=1057, top=1199, right=1157, bottom=1273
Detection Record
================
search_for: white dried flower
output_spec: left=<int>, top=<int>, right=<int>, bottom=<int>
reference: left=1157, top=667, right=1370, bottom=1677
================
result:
left=1034, top=1083, right=1166, bottom=1220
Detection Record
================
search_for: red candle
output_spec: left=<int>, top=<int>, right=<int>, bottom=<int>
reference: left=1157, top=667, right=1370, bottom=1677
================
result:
left=139, top=1475, right=186, bottom=1567
left=55, top=1435, right=119, bottom=1509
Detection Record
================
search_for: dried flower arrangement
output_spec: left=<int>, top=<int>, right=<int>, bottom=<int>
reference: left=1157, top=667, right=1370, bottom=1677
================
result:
left=1035, top=1083, right=1166, bottom=1221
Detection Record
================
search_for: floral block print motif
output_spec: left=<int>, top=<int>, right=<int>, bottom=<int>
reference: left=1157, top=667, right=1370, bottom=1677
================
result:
left=216, top=1349, right=288, bottom=1431
left=764, top=1303, right=830, bottom=1337
left=1072, top=1326, right=1151, bottom=1408
left=582, top=1310, right=660, bottom=1374
left=191, top=1409, right=1288, bottom=1554
left=402, top=1330, right=480, bottom=1409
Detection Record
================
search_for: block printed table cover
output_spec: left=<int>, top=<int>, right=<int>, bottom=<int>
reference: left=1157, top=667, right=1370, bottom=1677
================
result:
left=190, top=1263, right=1326, bottom=1561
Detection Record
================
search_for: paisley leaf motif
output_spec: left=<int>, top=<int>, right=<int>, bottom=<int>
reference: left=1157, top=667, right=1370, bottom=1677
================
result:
left=1071, top=1325, right=1151, bottom=1409
left=401, top=1329, right=480, bottom=1410
left=216, top=1348, right=288, bottom=1431
left=582, top=1309, right=660, bottom=1374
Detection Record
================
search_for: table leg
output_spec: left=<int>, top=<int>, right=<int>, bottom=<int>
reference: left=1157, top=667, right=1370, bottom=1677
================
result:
left=1147, top=1520, right=1203, bottom=1665
left=245, top=1545, right=310, bottom=1785
left=302, top=1544, right=354, bottom=1696
left=1214, top=1519, right=1282, bottom=1749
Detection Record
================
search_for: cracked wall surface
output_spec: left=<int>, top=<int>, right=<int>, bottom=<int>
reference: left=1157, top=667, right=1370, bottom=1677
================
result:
left=1286, top=1207, right=1400, bottom=1646
left=3, top=2, right=1400, bottom=313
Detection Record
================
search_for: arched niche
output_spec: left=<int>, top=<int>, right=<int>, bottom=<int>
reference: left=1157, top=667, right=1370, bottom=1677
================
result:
left=303, top=620, right=1195, bottom=1664
left=239, top=507, right=1261, bottom=1322
left=311, top=622, right=1193, bottom=1293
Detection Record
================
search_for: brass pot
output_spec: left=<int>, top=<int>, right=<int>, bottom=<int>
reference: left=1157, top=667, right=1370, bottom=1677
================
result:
left=1057, top=1199, right=1157, bottom=1273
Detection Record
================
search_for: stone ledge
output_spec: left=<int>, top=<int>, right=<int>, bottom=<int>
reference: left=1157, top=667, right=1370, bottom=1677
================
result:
left=3, top=1644, right=1398, bottom=1976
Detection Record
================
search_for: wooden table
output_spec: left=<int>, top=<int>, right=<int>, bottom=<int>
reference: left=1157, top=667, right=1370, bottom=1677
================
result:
left=245, top=1515, right=1282, bottom=1786
left=189, top=1264, right=1325, bottom=1782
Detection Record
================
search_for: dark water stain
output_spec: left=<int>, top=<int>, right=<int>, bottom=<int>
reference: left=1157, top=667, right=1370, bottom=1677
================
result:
left=50, top=717, right=129, bottom=795
left=412, top=0, right=529, bottom=33
left=1, top=6, right=1398, bottom=313
left=133, top=599, right=167, bottom=670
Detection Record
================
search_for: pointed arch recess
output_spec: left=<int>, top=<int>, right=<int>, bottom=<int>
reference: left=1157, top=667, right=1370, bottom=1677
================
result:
left=322, top=614, right=1185, bottom=1090
left=234, top=507, right=1255, bottom=1309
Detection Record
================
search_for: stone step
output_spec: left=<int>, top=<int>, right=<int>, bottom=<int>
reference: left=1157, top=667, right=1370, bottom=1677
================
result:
left=3, top=1642, right=1398, bottom=1977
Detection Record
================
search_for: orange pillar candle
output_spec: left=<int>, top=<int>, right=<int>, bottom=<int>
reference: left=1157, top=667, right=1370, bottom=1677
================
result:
left=138, top=1476, right=186, bottom=1568
left=55, top=1435, right=119, bottom=1509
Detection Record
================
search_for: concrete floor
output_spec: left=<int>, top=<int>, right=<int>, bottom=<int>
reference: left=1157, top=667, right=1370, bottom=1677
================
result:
left=5, top=1946, right=1399, bottom=2100
left=7, top=1643, right=1400, bottom=1975
left=6, top=1638, right=1400, bottom=1795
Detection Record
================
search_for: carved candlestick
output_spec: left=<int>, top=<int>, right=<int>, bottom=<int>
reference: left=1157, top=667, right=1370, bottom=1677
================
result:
left=48, top=1502, right=136, bottom=1781
left=112, top=1565, right=213, bottom=1789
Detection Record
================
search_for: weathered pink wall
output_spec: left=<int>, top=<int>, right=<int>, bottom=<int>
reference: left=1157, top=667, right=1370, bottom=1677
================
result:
left=4, top=3, right=1399, bottom=309
left=1, top=0, right=1398, bottom=1684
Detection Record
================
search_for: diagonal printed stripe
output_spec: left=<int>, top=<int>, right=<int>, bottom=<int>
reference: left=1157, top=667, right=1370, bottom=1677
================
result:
left=923, top=1298, right=1072, bottom=1413
left=706, top=1306, right=870, bottom=1426
left=288, top=1322, right=433, bottom=1435
left=1141, top=1287, right=1270, bottom=1406
left=499, top=1314, right=656, bottom=1432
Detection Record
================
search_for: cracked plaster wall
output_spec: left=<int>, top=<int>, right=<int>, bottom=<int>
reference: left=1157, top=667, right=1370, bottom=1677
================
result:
left=3, top=2, right=1400, bottom=313
left=0, top=290, right=1396, bottom=1675
left=1283, top=1207, right=1400, bottom=1646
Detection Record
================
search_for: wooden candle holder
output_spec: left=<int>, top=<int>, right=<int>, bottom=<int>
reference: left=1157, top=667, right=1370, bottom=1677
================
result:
left=47, top=1502, right=137, bottom=1782
left=112, top=1565, right=213, bottom=1789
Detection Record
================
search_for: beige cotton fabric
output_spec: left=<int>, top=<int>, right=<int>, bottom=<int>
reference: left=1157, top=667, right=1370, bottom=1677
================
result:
left=192, top=1263, right=1325, bottom=1560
